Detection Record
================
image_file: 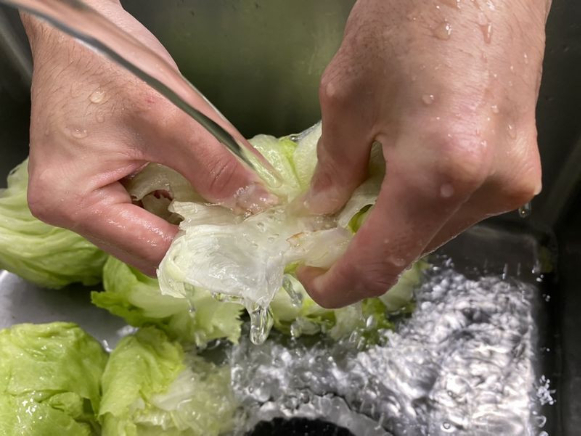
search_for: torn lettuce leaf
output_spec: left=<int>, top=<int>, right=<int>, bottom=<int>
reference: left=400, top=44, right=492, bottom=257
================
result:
left=0, top=322, right=107, bottom=435
left=100, top=327, right=236, bottom=436
left=155, top=123, right=419, bottom=344
left=0, top=160, right=107, bottom=288
left=91, top=256, right=243, bottom=347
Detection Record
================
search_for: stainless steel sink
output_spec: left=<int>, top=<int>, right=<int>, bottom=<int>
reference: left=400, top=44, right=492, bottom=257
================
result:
left=0, top=1, right=579, bottom=434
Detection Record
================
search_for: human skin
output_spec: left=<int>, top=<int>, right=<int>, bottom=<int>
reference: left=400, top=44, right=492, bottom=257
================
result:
left=298, top=0, right=551, bottom=307
left=20, top=0, right=275, bottom=275
left=22, top=0, right=549, bottom=307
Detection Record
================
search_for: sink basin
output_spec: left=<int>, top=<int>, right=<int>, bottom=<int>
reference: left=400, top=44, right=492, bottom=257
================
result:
left=0, top=0, right=579, bottom=434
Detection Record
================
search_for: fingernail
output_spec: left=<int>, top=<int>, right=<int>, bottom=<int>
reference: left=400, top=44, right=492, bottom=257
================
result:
left=233, top=183, right=279, bottom=214
left=304, top=188, right=342, bottom=215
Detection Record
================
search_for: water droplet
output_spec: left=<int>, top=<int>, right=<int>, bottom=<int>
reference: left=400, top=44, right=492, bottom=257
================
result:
left=249, top=305, right=274, bottom=345
left=422, top=94, right=436, bottom=105
left=290, top=321, right=302, bottom=338
left=283, top=275, right=303, bottom=308
left=440, top=184, right=455, bottom=198
left=534, top=415, right=547, bottom=428
left=70, top=128, right=88, bottom=139
left=325, top=82, right=337, bottom=98
left=518, top=202, right=531, bottom=218
left=491, top=104, right=499, bottom=114
left=366, top=315, right=378, bottom=329
left=480, top=23, right=493, bottom=43
left=477, top=13, right=493, bottom=43
left=89, top=89, right=105, bottom=104
left=523, top=53, right=529, bottom=65
left=510, top=65, right=515, bottom=73
left=440, top=0, right=460, bottom=9
left=406, top=13, right=417, bottom=21
left=433, top=21, right=452, bottom=40
left=507, top=123, right=517, bottom=139
left=442, top=421, right=454, bottom=432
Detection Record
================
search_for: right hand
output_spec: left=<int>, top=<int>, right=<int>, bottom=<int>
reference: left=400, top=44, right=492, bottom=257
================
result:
left=21, top=0, right=274, bottom=275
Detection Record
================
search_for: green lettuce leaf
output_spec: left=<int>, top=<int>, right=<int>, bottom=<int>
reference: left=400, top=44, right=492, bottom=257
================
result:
left=91, top=256, right=243, bottom=347
left=0, top=160, right=107, bottom=288
left=100, top=327, right=236, bottom=436
left=0, top=322, right=108, bottom=435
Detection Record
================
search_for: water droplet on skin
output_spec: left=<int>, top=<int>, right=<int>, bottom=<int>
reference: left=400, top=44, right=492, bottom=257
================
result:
left=70, top=128, right=88, bottom=139
left=477, top=13, right=493, bottom=43
left=480, top=22, right=493, bottom=43
left=510, top=65, right=515, bottom=73
left=440, top=184, right=455, bottom=198
left=440, top=0, right=460, bottom=9
left=433, top=21, right=453, bottom=40
left=422, top=94, right=436, bottom=105
left=89, top=89, right=105, bottom=104
left=507, top=123, right=517, bottom=139
left=325, top=82, right=337, bottom=98
left=523, top=53, right=529, bottom=65
left=406, top=13, right=417, bottom=21
left=491, top=104, right=499, bottom=114
left=392, top=257, right=406, bottom=267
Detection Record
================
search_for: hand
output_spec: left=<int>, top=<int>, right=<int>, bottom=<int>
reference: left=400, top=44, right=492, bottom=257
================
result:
left=299, top=0, right=550, bottom=307
left=21, top=0, right=273, bottom=275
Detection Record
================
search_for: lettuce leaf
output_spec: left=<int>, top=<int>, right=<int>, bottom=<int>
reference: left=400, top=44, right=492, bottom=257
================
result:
left=100, top=327, right=236, bottom=436
left=0, top=160, right=107, bottom=288
left=0, top=322, right=108, bottom=435
left=91, top=256, right=243, bottom=347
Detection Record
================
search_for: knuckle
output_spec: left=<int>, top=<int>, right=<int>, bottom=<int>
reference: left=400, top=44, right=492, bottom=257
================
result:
left=28, top=167, right=80, bottom=227
left=319, top=62, right=356, bottom=111
left=27, top=177, right=65, bottom=226
left=500, top=173, right=541, bottom=210
left=207, top=158, right=241, bottom=196
left=433, top=132, right=490, bottom=195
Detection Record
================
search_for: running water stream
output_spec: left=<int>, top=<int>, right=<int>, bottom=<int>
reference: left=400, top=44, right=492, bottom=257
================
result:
left=0, top=0, right=279, bottom=179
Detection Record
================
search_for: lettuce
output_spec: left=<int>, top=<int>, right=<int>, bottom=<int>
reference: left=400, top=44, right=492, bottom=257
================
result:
left=155, top=124, right=424, bottom=344
left=0, top=160, right=107, bottom=288
left=99, top=327, right=236, bottom=436
left=91, top=257, right=243, bottom=347
left=0, top=322, right=108, bottom=435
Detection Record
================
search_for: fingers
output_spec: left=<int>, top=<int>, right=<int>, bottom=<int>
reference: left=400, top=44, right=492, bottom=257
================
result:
left=126, top=89, right=277, bottom=213
left=298, top=131, right=489, bottom=308
left=304, top=62, right=377, bottom=215
left=29, top=175, right=177, bottom=275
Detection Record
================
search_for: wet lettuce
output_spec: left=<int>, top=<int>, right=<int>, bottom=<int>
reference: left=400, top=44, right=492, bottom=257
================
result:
left=99, top=327, right=236, bottom=436
left=91, top=256, right=243, bottom=347
left=0, top=160, right=107, bottom=288
left=0, top=322, right=107, bottom=435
